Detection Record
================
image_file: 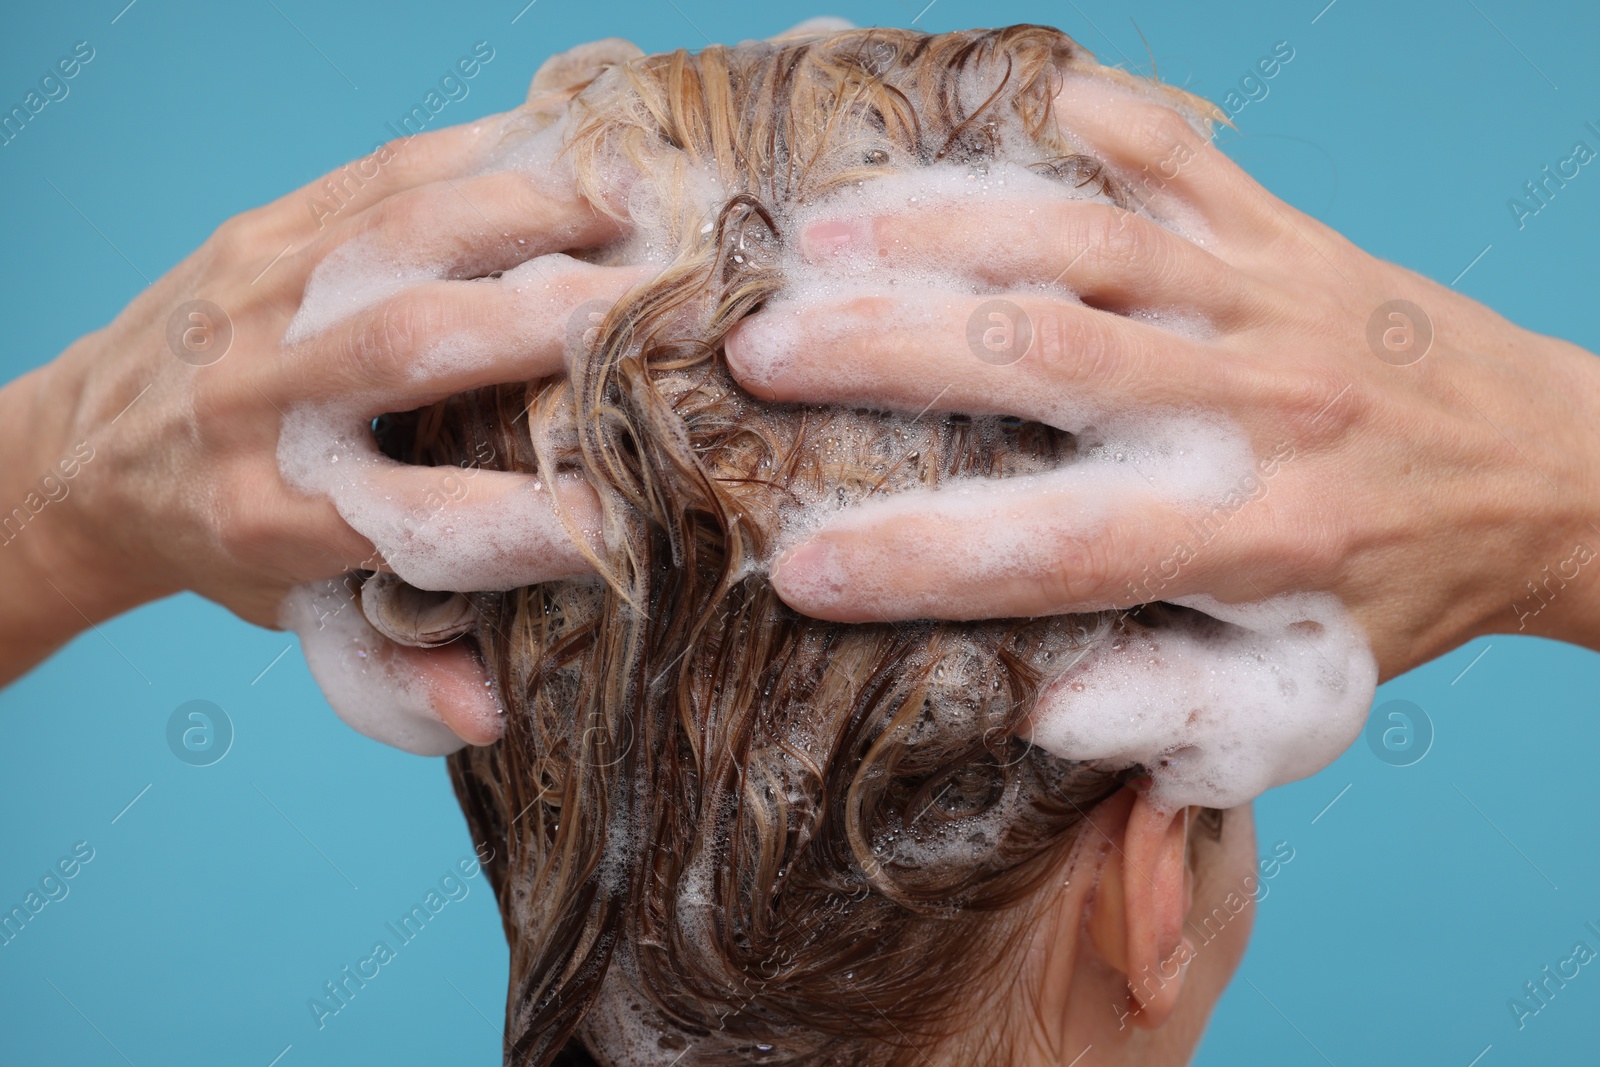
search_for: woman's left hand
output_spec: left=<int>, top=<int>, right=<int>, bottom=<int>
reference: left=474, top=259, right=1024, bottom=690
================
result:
left=725, top=71, right=1600, bottom=681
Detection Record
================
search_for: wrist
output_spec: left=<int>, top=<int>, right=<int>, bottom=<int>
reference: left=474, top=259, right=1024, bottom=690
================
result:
left=1484, top=332, right=1600, bottom=652
left=0, top=356, right=163, bottom=683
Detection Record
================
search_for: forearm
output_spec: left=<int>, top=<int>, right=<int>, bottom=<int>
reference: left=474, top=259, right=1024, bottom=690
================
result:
left=0, top=359, right=154, bottom=685
left=1473, top=329, right=1600, bottom=655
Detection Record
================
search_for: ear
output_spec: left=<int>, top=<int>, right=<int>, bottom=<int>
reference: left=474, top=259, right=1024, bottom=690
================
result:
left=295, top=576, right=504, bottom=755
left=1086, top=786, right=1199, bottom=1029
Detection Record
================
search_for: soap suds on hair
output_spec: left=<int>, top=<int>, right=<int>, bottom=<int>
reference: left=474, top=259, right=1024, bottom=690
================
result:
left=277, top=25, right=1378, bottom=823
left=276, top=398, right=597, bottom=593
left=281, top=579, right=468, bottom=756
left=725, top=156, right=1374, bottom=812
left=1029, top=595, right=1377, bottom=810
left=277, top=253, right=618, bottom=592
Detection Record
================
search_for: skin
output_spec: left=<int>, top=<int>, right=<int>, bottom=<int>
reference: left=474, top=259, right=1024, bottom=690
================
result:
left=0, top=52, right=645, bottom=721
left=726, top=71, right=1600, bottom=683
left=21, top=45, right=1587, bottom=704
left=0, top=28, right=1450, bottom=1064
left=931, top=789, right=1257, bottom=1067
left=0, top=27, right=1593, bottom=1060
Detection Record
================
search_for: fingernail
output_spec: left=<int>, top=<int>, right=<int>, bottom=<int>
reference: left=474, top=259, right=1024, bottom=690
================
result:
left=801, top=219, right=863, bottom=259
left=722, top=323, right=764, bottom=388
left=771, top=539, right=846, bottom=606
left=722, top=318, right=789, bottom=396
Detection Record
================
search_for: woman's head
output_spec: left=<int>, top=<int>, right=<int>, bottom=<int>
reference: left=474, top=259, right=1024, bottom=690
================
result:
left=384, top=24, right=1252, bottom=1066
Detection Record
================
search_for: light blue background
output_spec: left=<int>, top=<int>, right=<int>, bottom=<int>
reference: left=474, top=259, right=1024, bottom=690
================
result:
left=2, top=1, right=1596, bottom=1064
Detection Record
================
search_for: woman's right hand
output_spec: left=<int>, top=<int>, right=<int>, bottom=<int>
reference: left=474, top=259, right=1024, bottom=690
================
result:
left=0, top=45, right=646, bottom=709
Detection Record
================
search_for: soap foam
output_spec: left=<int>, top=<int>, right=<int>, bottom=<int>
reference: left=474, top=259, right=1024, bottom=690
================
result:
left=281, top=578, right=467, bottom=756
left=758, top=406, right=1259, bottom=627
left=276, top=398, right=596, bottom=592
left=406, top=36, right=1379, bottom=1063
left=277, top=251, right=618, bottom=593
left=704, top=161, right=1374, bottom=810
left=276, top=31, right=1378, bottom=823
left=715, top=155, right=1373, bottom=812
left=730, top=157, right=1219, bottom=429
left=283, top=231, right=446, bottom=347
left=1028, top=594, right=1377, bottom=810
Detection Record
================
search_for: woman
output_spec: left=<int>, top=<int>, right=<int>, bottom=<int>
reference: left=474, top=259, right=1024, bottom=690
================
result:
left=365, top=25, right=1263, bottom=1065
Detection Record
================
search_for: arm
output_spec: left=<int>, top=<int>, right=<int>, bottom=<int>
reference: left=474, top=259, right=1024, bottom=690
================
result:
left=0, top=74, right=638, bottom=689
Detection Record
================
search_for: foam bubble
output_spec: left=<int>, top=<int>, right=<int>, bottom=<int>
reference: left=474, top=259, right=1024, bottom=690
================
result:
left=276, top=399, right=595, bottom=592
left=274, top=39, right=1378, bottom=819
left=281, top=579, right=467, bottom=756
left=760, top=408, right=1257, bottom=619
left=726, top=158, right=1373, bottom=812
left=283, top=232, right=445, bottom=346
left=1028, top=594, right=1377, bottom=810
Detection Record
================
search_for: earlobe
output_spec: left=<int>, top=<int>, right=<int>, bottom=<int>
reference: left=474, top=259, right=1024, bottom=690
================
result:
left=1086, top=787, right=1198, bottom=1029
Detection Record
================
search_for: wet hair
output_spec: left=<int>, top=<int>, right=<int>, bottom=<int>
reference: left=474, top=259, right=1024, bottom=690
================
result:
left=392, top=24, right=1218, bottom=1067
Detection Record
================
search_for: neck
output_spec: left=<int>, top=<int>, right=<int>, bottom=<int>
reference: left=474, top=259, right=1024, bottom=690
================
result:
left=933, top=804, right=1257, bottom=1067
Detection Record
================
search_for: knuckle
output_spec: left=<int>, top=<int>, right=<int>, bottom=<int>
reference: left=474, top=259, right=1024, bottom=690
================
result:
left=1279, top=367, right=1362, bottom=445
left=840, top=293, right=896, bottom=323
left=366, top=187, right=431, bottom=239
left=864, top=213, right=909, bottom=257
left=207, top=208, right=272, bottom=262
left=1093, top=206, right=1154, bottom=275
left=359, top=137, right=424, bottom=189
left=1056, top=202, right=1112, bottom=267
left=1029, top=305, right=1123, bottom=387
left=378, top=136, right=412, bottom=169
left=343, top=292, right=445, bottom=385
left=1055, top=203, right=1159, bottom=289
left=1040, top=530, right=1119, bottom=609
left=838, top=294, right=900, bottom=353
left=1129, top=104, right=1204, bottom=166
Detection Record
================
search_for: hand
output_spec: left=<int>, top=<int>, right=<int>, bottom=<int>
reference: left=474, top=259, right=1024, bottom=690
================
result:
left=0, top=42, right=645, bottom=709
left=724, top=70, right=1600, bottom=681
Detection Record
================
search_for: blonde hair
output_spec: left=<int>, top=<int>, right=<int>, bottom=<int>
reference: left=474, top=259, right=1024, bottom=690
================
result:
left=393, top=24, right=1217, bottom=1067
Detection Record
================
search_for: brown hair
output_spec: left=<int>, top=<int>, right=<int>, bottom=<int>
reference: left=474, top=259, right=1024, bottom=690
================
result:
left=392, top=24, right=1216, bottom=1067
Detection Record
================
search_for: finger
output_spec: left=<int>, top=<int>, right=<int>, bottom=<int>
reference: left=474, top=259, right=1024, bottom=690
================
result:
left=528, top=37, right=643, bottom=98
left=278, top=393, right=606, bottom=592
left=795, top=195, right=1255, bottom=321
left=767, top=475, right=1275, bottom=623
left=357, top=465, right=603, bottom=592
left=293, top=168, right=625, bottom=297
left=725, top=289, right=1249, bottom=429
left=276, top=256, right=651, bottom=407
left=285, top=577, right=504, bottom=753
left=1056, top=71, right=1279, bottom=244
left=768, top=17, right=856, bottom=41
left=240, top=117, right=534, bottom=250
